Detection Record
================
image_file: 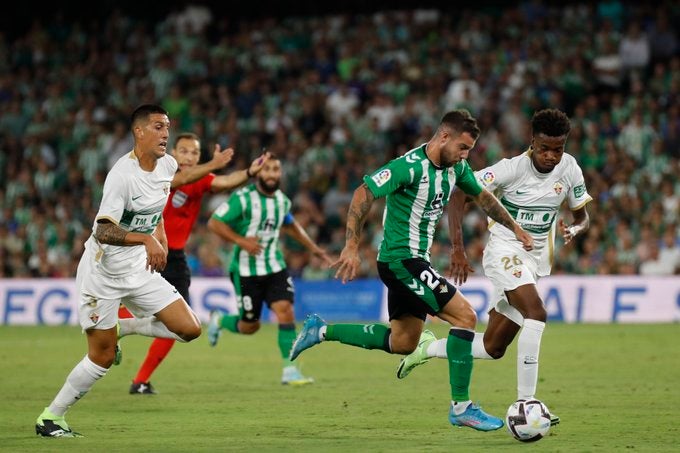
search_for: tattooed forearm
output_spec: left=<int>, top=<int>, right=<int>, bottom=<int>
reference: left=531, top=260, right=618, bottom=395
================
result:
left=345, top=184, right=375, bottom=246
left=476, top=190, right=517, bottom=232
left=95, top=221, right=129, bottom=245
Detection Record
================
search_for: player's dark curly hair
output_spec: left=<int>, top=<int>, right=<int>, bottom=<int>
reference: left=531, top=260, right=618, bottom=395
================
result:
left=131, top=104, right=168, bottom=127
left=532, top=109, right=571, bottom=137
left=440, top=109, right=480, bottom=139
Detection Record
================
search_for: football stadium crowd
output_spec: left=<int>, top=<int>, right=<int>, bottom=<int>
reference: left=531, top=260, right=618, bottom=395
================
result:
left=0, top=2, right=678, bottom=279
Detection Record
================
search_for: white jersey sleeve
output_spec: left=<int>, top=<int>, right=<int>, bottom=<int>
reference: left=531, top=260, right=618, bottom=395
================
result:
left=475, top=158, right=517, bottom=195
left=96, top=167, right=129, bottom=226
left=566, top=160, right=592, bottom=210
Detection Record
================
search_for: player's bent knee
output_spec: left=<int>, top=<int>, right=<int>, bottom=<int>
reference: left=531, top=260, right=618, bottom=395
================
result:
left=90, top=350, right=116, bottom=368
left=486, top=346, right=507, bottom=360
left=177, top=325, right=202, bottom=342
left=239, top=321, right=260, bottom=334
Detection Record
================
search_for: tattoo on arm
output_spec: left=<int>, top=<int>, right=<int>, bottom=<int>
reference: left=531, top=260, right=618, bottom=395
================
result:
left=345, top=184, right=375, bottom=245
left=476, top=190, right=517, bottom=231
left=95, top=221, right=128, bottom=245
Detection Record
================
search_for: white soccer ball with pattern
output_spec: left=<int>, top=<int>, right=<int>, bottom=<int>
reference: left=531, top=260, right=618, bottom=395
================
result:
left=505, top=399, right=551, bottom=442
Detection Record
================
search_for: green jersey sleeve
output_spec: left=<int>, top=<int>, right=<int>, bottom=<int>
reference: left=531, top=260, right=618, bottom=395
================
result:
left=454, top=160, right=483, bottom=196
left=363, top=157, right=416, bottom=199
left=211, top=190, right=245, bottom=225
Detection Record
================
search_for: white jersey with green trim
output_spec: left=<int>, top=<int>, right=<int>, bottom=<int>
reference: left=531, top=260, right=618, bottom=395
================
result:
left=476, top=150, right=592, bottom=274
left=84, top=151, right=176, bottom=276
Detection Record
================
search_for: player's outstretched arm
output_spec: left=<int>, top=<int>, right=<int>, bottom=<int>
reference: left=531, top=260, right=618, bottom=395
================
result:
left=472, top=189, right=534, bottom=251
left=171, top=144, right=234, bottom=189
left=447, top=188, right=474, bottom=285
left=210, top=151, right=271, bottom=192
left=207, top=217, right=263, bottom=256
left=332, top=183, right=375, bottom=283
left=282, top=221, right=333, bottom=267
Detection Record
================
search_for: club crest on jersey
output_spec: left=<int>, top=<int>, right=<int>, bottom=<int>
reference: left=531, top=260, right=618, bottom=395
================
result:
left=372, top=169, right=391, bottom=187
left=512, top=267, right=522, bottom=278
left=481, top=171, right=495, bottom=186
left=172, top=190, right=188, bottom=208
left=89, top=312, right=99, bottom=324
left=553, top=182, right=563, bottom=195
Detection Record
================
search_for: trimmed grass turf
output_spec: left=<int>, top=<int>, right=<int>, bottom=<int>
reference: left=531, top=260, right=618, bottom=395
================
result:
left=2, top=323, right=679, bottom=452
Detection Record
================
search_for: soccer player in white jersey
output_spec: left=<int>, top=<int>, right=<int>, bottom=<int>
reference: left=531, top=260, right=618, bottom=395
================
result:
left=397, top=109, right=592, bottom=426
left=206, top=155, right=332, bottom=385
left=35, top=105, right=202, bottom=437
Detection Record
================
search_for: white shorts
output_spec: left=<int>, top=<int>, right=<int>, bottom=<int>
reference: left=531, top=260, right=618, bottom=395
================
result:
left=482, top=236, right=540, bottom=326
left=76, top=253, right=183, bottom=330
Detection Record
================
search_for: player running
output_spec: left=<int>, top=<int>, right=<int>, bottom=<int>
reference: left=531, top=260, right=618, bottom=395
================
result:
left=289, top=110, right=533, bottom=431
left=397, top=109, right=592, bottom=426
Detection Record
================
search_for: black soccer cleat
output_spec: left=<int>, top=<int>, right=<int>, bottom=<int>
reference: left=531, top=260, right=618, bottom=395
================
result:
left=549, top=413, right=560, bottom=426
left=129, top=381, right=157, bottom=395
left=35, top=418, right=83, bottom=438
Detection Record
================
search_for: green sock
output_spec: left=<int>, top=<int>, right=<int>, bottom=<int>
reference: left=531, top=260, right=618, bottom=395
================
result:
left=278, top=323, right=297, bottom=363
left=326, top=323, right=391, bottom=352
left=447, top=328, right=474, bottom=401
left=219, top=314, right=240, bottom=333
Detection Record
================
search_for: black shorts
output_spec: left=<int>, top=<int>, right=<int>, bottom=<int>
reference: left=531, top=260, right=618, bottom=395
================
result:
left=160, top=249, right=191, bottom=305
left=377, top=258, right=457, bottom=321
left=230, top=270, right=294, bottom=322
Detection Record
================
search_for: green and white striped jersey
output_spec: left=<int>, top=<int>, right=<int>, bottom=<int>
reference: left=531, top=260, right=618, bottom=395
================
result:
left=211, top=183, right=293, bottom=277
left=364, top=144, right=483, bottom=262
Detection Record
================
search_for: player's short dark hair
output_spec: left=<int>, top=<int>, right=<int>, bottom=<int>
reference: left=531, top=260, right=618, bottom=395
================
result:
left=131, top=104, right=168, bottom=128
left=439, top=109, right=480, bottom=139
left=174, top=132, right=200, bottom=147
left=532, top=109, right=571, bottom=137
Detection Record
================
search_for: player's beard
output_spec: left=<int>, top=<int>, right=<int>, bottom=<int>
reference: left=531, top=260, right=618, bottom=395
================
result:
left=258, top=177, right=280, bottom=194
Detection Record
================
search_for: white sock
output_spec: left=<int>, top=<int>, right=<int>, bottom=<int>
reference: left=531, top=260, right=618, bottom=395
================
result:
left=472, top=332, right=493, bottom=359
left=426, top=338, right=448, bottom=358
left=119, top=317, right=185, bottom=342
left=451, top=400, right=472, bottom=415
left=48, top=355, right=107, bottom=416
left=426, top=333, right=492, bottom=360
left=517, top=319, right=545, bottom=400
left=318, top=325, right=327, bottom=341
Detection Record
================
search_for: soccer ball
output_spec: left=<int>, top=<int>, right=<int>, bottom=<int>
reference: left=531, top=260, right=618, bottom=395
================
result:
left=505, top=399, right=551, bottom=442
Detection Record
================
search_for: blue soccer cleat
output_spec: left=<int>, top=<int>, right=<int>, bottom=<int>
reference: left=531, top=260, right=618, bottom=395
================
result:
left=207, top=311, right=222, bottom=347
left=448, top=403, right=504, bottom=432
left=289, top=314, right=326, bottom=361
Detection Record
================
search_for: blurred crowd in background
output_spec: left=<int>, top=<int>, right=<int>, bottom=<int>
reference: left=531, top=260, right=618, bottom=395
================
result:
left=0, top=1, right=678, bottom=279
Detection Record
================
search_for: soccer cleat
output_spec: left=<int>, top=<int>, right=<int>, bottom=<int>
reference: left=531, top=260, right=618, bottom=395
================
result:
left=549, top=412, right=560, bottom=426
left=289, top=314, right=326, bottom=361
left=129, top=381, right=157, bottom=395
left=448, top=403, right=504, bottom=432
left=207, top=311, right=222, bottom=347
left=113, top=343, right=122, bottom=366
left=35, top=408, right=83, bottom=438
left=113, top=322, right=122, bottom=366
left=281, top=366, right=314, bottom=386
left=396, top=329, right=436, bottom=379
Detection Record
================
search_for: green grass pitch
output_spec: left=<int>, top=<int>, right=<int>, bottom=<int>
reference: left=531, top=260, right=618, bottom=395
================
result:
left=2, top=323, right=679, bottom=452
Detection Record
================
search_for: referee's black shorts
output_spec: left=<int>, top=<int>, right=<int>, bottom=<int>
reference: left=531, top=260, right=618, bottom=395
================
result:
left=161, top=248, right=192, bottom=305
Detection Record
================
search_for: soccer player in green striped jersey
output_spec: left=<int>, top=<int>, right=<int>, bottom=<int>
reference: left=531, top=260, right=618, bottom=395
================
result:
left=207, top=155, right=332, bottom=385
left=290, top=110, right=533, bottom=431
left=401, top=109, right=590, bottom=426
